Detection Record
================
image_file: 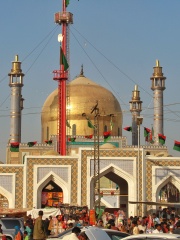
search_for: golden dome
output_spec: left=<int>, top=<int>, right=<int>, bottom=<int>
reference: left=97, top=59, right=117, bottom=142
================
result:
left=41, top=72, right=122, bottom=141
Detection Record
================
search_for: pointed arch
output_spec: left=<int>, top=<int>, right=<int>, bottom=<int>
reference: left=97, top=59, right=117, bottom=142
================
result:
left=0, top=186, right=14, bottom=208
left=88, top=163, right=136, bottom=216
left=34, top=171, right=70, bottom=208
left=155, top=175, right=180, bottom=202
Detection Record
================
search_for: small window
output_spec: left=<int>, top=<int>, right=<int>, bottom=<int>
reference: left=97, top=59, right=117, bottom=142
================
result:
left=72, top=124, right=76, bottom=136
left=104, top=125, right=107, bottom=132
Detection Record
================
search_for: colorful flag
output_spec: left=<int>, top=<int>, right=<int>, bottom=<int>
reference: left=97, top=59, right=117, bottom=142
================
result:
left=158, top=134, right=166, bottom=145
left=87, top=119, right=95, bottom=129
left=123, top=126, right=132, bottom=132
left=27, top=141, right=37, bottom=147
left=65, top=0, right=70, bottom=7
left=144, top=127, right=151, bottom=137
left=10, top=142, right=19, bottom=152
left=149, top=127, right=154, bottom=143
left=103, top=131, right=111, bottom=142
left=173, top=140, right=180, bottom=152
left=45, top=140, right=52, bottom=145
left=68, top=137, right=76, bottom=142
left=85, top=134, right=93, bottom=139
left=60, top=47, right=69, bottom=71
left=145, top=136, right=149, bottom=142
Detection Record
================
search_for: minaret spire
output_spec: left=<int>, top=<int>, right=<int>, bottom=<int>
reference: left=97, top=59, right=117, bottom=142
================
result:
left=150, top=60, right=166, bottom=145
left=129, top=85, right=142, bottom=145
left=8, top=55, right=24, bottom=143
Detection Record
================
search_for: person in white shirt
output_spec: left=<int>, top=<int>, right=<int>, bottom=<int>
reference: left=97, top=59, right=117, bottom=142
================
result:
left=152, top=224, right=162, bottom=233
left=62, top=227, right=81, bottom=240
left=67, top=216, right=75, bottom=226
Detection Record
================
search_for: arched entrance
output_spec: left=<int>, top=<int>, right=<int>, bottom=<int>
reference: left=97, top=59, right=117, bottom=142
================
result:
left=41, top=180, right=63, bottom=208
left=158, top=182, right=179, bottom=203
left=89, top=165, right=136, bottom=216
left=0, top=193, right=8, bottom=208
left=35, top=171, right=70, bottom=208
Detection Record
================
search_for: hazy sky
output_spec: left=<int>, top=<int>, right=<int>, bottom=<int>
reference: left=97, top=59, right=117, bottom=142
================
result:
left=0, top=0, right=180, bottom=161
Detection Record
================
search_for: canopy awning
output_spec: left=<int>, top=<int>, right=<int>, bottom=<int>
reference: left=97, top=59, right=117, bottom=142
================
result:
left=0, top=208, right=31, bottom=215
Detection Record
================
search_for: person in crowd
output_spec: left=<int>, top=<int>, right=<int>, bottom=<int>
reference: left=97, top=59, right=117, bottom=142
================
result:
left=67, top=216, right=75, bottom=226
left=169, top=225, right=174, bottom=234
left=1, top=234, right=7, bottom=240
left=62, top=227, right=81, bottom=240
left=0, top=224, right=3, bottom=234
left=169, top=218, right=175, bottom=228
left=83, top=222, right=89, bottom=227
left=110, top=222, right=119, bottom=231
left=119, top=225, right=127, bottom=233
left=131, top=221, right=139, bottom=235
left=56, top=214, right=66, bottom=233
left=125, top=218, right=132, bottom=234
left=24, top=220, right=32, bottom=240
left=173, top=221, right=180, bottom=234
left=74, top=217, right=81, bottom=227
left=137, top=219, right=146, bottom=233
left=43, top=218, right=50, bottom=236
left=23, top=231, right=29, bottom=240
left=27, top=215, right=34, bottom=232
left=152, top=213, right=160, bottom=227
left=156, top=206, right=163, bottom=219
left=48, top=216, right=53, bottom=235
left=78, top=232, right=88, bottom=240
left=33, top=210, right=46, bottom=240
left=97, top=220, right=104, bottom=228
left=152, top=223, right=162, bottom=233
left=14, top=226, right=23, bottom=240
left=161, top=222, right=169, bottom=233
left=66, top=223, right=74, bottom=230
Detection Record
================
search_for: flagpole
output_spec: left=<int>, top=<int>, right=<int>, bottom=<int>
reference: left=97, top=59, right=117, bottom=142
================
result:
left=136, top=116, right=143, bottom=216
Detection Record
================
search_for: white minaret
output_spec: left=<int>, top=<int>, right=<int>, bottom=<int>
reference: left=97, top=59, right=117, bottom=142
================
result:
left=129, top=85, right=142, bottom=145
left=8, top=55, right=24, bottom=143
left=150, top=60, right=166, bottom=145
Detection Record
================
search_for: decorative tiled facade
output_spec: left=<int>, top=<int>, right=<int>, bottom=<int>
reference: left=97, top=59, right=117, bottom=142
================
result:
left=0, top=165, right=23, bottom=208
left=1, top=146, right=180, bottom=216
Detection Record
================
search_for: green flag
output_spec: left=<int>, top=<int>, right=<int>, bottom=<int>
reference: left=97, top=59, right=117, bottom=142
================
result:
left=103, top=131, right=111, bottom=142
left=87, top=119, right=95, bottom=129
left=27, top=141, right=37, bottom=147
left=68, top=137, right=76, bottom=142
left=65, top=0, right=70, bottom=7
left=60, top=47, right=69, bottom=71
left=173, top=140, right=180, bottom=151
left=144, top=127, right=151, bottom=137
left=10, top=142, right=19, bottom=152
left=158, top=134, right=166, bottom=145
left=45, top=140, right=52, bottom=145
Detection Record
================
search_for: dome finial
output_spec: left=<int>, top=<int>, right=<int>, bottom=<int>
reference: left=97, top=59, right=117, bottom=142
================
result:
left=79, top=64, right=84, bottom=77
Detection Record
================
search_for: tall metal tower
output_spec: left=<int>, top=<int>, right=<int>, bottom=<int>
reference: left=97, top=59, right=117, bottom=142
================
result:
left=129, top=85, right=142, bottom=145
left=150, top=60, right=166, bottom=145
left=53, top=0, right=73, bottom=155
left=8, top=55, right=24, bottom=143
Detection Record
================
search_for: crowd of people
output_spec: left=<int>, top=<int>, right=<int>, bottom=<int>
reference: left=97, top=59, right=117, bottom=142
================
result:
left=96, top=207, right=180, bottom=235
left=2, top=206, right=180, bottom=240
